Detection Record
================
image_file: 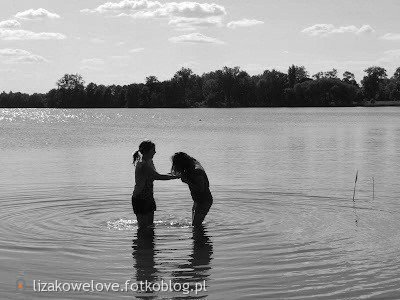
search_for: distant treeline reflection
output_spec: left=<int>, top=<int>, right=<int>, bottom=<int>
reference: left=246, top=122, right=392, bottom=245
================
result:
left=1, top=65, right=400, bottom=108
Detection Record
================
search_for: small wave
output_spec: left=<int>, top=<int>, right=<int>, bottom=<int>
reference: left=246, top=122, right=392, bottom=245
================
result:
left=154, top=218, right=192, bottom=228
left=106, top=218, right=137, bottom=230
left=106, top=217, right=193, bottom=230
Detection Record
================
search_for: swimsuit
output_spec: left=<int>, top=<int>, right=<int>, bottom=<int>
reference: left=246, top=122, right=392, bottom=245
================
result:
left=190, top=167, right=213, bottom=215
left=131, top=177, right=156, bottom=215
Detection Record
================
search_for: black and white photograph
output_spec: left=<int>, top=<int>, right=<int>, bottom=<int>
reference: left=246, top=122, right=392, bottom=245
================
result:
left=1, top=0, right=400, bottom=299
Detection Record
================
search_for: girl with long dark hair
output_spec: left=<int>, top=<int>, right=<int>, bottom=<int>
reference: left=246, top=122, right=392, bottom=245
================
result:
left=132, top=140, right=178, bottom=228
left=171, top=152, right=213, bottom=226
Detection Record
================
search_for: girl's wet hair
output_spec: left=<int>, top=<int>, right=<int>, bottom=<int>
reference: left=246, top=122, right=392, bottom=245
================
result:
left=171, top=152, right=198, bottom=175
left=133, top=140, right=155, bottom=165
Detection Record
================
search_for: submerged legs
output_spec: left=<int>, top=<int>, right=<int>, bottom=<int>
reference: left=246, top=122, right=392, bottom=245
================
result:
left=136, top=212, right=154, bottom=228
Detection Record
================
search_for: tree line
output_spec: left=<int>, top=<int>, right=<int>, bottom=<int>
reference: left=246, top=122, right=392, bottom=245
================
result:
left=1, top=65, right=399, bottom=108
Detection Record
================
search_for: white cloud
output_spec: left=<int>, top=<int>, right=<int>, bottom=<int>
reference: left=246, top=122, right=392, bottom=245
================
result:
left=83, top=0, right=226, bottom=17
left=129, top=47, right=145, bottom=53
left=0, top=68, right=17, bottom=74
left=15, top=8, right=61, bottom=20
left=90, top=38, right=106, bottom=43
left=0, top=29, right=66, bottom=40
left=378, top=49, right=400, bottom=64
left=227, top=18, right=264, bottom=29
left=81, top=1, right=226, bottom=29
left=0, top=19, right=21, bottom=29
left=301, top=24, right=375, bottom=36
left=357, top=25, right=375, bottom=34
left=301, top=24, right=334, bottom=36
left=116, top=41, right=126, bottom=46
left=169, top=32, right=224, bottom=44
left=80, top=65, right=102, bottom=71
left=81, top=0, right=162, bottom=14
left=81, top=58, right=105, bottom=65
left=110, top=55, right=130, bottom=60
left=381, top=33, right=400, bottom=41
left=168, top=16, right=222, bottom=30
left=80, top=57, right=105, bottom=71
left=384, top=49, right=400, bottom=56
left=158, top=2, right=226, bottom=19
left=0, top=48, right=48, bottom=63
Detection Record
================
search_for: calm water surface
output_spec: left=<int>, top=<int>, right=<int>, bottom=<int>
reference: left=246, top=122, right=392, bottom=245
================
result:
left=1, top=108, right=400, bottom=299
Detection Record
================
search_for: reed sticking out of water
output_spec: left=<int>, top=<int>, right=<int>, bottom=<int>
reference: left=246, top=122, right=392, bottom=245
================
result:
left=372, top=177, right=375, bottom=200
left=352, top=170, right=359, bottom=225
left=352, top=170, right=358, bottom=202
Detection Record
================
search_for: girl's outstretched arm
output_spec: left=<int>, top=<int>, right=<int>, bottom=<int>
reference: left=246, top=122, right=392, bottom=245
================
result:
left=147, top=164, right=179, bottom=181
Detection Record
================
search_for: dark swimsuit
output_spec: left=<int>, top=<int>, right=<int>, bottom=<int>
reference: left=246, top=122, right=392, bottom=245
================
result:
left=131, top=177, right=156, bottom=215
left=189, top=168, right=213, bottom=215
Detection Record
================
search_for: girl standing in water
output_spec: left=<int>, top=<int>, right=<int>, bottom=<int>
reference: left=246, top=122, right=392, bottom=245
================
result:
left=171, top=152, right=213, bottom=226
left=132, top=140, right=179, bottom=228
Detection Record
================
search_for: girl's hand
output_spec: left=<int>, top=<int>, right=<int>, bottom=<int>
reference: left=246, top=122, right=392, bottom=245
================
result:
left=167, top=173, right=180, bottom=179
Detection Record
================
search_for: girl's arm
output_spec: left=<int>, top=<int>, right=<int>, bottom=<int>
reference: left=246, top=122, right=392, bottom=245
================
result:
left=153, top=172, right=179, bottom=180
left=147, top=162, right=179, bottom=181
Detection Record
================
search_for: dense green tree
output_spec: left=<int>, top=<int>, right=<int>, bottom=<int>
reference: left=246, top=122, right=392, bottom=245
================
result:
left=56, top=74, right=85, bottom=90
left=4, top=64, right=400, bottom=108
left=85, top=82, right=98, bottom=107
left=256, top=69, right=288, bottom=106
left=125, top=84, right=142, bottom=108
left=387, top=81, right=400, bottom=101
left=391, top=67, right=400, bottom=81
left=29, top=93, right=45, bottom=108
left=201, top=67, right=246, bottom=107
left=294, top=78, right=357, bottom=106
left=53, top=74, right=86, bottom=107
left=219, top=66, right=240, bottom=107
left=288, top=65, right=308, bottom=88
left=0, top=91, right=34, bottom=107
left=312, top=72, right=324, bottom=80
left=385, top=69, right=400, bottom=101
left=342, top=71, right=358, bottom=86
left=324, top=69, right=338, bottom=79
left=109, top=85, right=126, bottom=108
left=170, top=68, right=204, bottom=107
left=313, top=69, right=338, bottom=80
left=144, top=76, right=165, bottom=107
left=202, top=77, right=224, bottom=107
left=45, top=89, right=59, bottom=108
left=361, top=66, right=388, bottom=101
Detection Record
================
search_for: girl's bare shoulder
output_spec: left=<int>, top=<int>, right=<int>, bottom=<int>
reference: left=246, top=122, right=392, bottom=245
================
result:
left=194, top=163, right=205, bottom=173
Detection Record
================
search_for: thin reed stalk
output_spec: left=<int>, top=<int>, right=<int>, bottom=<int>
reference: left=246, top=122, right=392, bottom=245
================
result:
left=372, top=177, right=375, bottom=200
left=352, top=170, right=358, bottom=202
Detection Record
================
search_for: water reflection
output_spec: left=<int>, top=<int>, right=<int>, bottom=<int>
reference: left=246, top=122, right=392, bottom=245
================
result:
left=171, top=225, right=213, bottom=299
left=132, top=227, right=158, bottom=299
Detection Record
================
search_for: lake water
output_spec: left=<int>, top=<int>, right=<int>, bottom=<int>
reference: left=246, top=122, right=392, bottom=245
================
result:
left=1, top=107, right=400, bottom=299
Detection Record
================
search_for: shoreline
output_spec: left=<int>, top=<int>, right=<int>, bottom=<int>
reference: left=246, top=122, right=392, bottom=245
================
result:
left=1, top=105, right=400, bottom=109
left=1, top=103, right=400, bottom=109
left=362, top=100, right=400, bottom=107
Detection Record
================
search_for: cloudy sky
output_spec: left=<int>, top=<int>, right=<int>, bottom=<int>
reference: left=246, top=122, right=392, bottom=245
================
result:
left=1, top=0, right=399, bottom=93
